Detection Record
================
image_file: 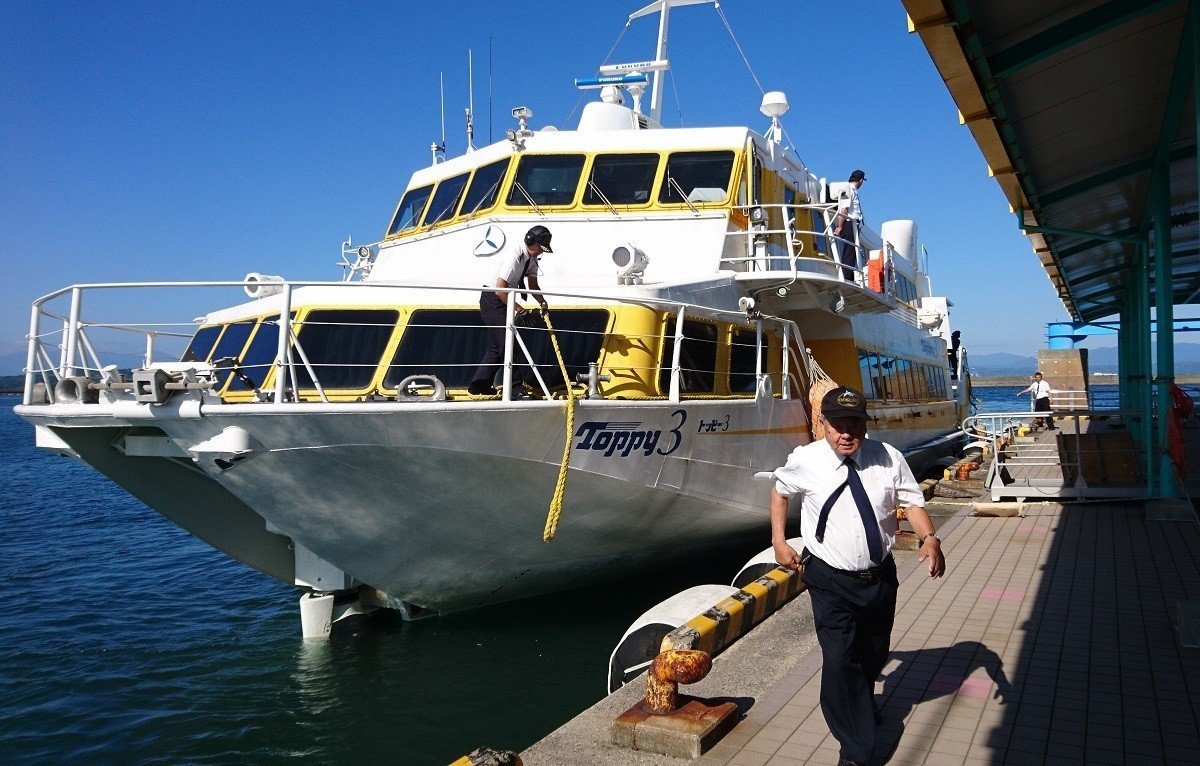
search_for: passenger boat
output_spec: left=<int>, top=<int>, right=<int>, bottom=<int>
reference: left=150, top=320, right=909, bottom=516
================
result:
left=15, top=0, right=971, bottom=633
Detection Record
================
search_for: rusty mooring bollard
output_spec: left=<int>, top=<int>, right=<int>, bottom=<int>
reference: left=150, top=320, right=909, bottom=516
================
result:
left=613, top=647, right=738, bottom=758
left=645, top=648, right=712, bottom=713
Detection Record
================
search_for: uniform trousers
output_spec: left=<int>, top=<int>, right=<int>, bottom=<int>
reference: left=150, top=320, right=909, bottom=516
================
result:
left=837, top=221, right=860, bottom=282
left=471, top=292, right=522, bottom=389
left=1034, top=396, right=1055, bottom=429
left=803, top=552, right=898, bottom=763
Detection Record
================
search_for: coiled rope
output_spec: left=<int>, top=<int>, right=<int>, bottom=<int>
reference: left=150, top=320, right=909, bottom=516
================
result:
left=541, top=310, right=576, bottom=542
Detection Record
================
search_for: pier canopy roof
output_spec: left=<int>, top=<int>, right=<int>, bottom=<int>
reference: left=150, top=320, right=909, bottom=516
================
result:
left=903, top=0, right=1198, bottom=322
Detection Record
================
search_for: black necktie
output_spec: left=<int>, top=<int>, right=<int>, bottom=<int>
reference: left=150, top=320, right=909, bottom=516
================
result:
left=814, top=457, right=886, bottom=565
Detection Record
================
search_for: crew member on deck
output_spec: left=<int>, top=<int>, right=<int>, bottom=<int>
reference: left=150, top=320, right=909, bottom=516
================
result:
left=1017, top=371, right=1055, bottom=430
left=832, top=170, right=866, bottom=282
left=769, top=386, right=945, bottom=766
left=468, top=225, right=553, bottom=397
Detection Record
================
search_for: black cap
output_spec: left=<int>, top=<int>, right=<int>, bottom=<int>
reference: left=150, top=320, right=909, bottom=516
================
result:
left=849, top=169, right=866, bottom=182
left=524, top=225, right=553, bottom=252
left=820, top=386, right=870, bottom=420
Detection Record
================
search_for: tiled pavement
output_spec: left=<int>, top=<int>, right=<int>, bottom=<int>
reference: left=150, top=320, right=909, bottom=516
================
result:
left=693, top=502, right=1200, bottom=765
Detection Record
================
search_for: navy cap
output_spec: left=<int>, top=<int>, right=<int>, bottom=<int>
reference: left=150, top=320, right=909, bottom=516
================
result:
left=820, top=386, right=870, bottom=420
left=849, top=169, right=866, bottom=182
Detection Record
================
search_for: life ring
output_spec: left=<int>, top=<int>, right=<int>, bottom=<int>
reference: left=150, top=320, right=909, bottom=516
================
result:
left=395, top=375, right=447, bottom=401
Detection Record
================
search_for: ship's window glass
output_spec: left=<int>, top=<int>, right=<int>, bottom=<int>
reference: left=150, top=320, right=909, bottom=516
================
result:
left=659, top=151, right=736, bottom=204
left=181, top=325, right=221, bottom=363
left=583, top=153, right=659, bottom=206
left=730, top=329, right=758, bottom=393
left=388, top=184, right=434, bottom=235
left=208, top=320, right=256, bottom=389
left=228, top=316, right=282, bottom=391
left=294, top=309, right=398, bottom=390
left=859, top=349, right=882, bottom=400
left=913, top=364, right=929, bottom=399
left=659, top=319, right=719, bottom=394
left=507, top=155, right=585, bottom=206
left=386, top=309, right=608, bottom=390
left=459, top=158, right=510, bottom=216
left=510, top=310, right=610, bottom=389
left=424, top=172, right=471, bottom=226
left=812, top=210, right=830, bottom=254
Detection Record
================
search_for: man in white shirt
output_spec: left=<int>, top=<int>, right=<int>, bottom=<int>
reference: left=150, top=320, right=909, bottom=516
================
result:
left=468, top=225, right=553, bottom=397
left=832, top=170, right=866, bottom=282
left=1017, top=371, right=1055, bottom=430
left=770, top=386, right=945, bottom=766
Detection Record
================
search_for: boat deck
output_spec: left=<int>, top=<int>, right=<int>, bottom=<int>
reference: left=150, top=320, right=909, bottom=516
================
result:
left=695, top=499, right=1200, bottom=765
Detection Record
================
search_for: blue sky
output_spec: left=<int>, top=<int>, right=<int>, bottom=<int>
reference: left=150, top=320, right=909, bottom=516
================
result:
left=1, top=0, right=1087, bottom=373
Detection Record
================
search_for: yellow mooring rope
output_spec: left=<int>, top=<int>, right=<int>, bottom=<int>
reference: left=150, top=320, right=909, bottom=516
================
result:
left=540, top=310, right=576, bottom=542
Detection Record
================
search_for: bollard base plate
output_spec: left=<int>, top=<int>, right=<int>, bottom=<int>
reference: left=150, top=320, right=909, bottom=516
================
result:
left=611, top=697, right=739, bottom=759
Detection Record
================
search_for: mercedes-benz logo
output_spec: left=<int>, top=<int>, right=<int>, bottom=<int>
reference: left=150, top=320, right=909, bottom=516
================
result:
left=473, top=225, right=506, bottom=257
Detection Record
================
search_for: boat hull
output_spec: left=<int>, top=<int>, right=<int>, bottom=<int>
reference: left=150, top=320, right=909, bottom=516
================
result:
left=17, top=394, right=961, bottom=614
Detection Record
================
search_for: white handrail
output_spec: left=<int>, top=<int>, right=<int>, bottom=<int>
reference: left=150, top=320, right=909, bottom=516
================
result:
left=23, top=278, right=811, bottom=408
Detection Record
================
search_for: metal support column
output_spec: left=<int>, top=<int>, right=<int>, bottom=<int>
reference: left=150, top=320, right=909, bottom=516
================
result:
left=1131, top=243, right=1156, bottom=495
left=1153, top=166, right=1178, bottom=497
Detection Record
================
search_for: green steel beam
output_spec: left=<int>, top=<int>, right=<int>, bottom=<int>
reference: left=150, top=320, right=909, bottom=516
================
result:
left=1136, top=8, right=1196, bottom=235
left=1153, top=165, right=1178, bottom=496
left=1018, top=218, right=1144, bottom=244
left=1038, top=145, right=1197, bottom=207
left=1072, top=246, right=1200, bottom=289
left=989, top=0, right=1180, bottom=80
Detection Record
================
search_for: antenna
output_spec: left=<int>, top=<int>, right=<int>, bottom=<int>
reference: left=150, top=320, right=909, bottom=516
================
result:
left=627, top=0, right=717, bottom=125
left=466, top=50, right=476, bottom=152
left=431, top=72, right=446, bottom=165
left=488, top=36, right=494, bottom=144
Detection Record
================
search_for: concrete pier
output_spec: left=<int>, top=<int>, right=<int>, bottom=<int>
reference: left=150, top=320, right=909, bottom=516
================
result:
left=523, top=491, right=1200, bottom=765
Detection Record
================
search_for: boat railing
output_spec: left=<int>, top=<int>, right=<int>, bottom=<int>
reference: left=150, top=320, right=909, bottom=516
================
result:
left=722, top=203, right=896, bottom=296
left=22, top=280, right=805, bottom=408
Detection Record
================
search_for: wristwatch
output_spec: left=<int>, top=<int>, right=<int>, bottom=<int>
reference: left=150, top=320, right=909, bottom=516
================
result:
left=919, top=532, right=940, bottom=545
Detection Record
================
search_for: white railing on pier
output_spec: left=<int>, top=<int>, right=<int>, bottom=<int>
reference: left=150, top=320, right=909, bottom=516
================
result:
left=962, top=409, right=1151, bottom=502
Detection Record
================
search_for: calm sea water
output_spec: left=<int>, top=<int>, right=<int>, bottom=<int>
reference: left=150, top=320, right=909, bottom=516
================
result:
left=0, top=386, right=1105, bottom=763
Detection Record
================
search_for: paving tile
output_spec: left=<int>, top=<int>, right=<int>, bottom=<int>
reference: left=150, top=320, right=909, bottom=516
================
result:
left=728, top=750, right=772, bottom=766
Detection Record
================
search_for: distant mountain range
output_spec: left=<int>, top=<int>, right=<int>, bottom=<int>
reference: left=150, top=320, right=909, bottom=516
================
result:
left=970, top=343, right=1200, bottom=376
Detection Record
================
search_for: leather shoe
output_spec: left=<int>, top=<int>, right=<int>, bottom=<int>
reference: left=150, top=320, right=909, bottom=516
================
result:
left=837, top=758, right=866, bottom=766
left=467, top=381, right=496, bottom=396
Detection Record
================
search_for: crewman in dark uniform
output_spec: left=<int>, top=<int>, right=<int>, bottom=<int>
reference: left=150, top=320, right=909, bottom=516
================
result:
left=468, top=225, right=552, bottom=397
left=769, top=386, right=946, bottom=766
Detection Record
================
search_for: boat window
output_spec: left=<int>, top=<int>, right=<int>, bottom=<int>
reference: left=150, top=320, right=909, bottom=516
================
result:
left=227, top=316, right=281, bottom=391
left=583, top=153, right=659, bottom=206
left=386, top=309, right=608, bottom=390
left=424, top=172, right=471, bottom=226
left=859, top=349, right=883, bottom=400
left=181, top=325, right=221, bottom=363
left=387, top=184, right=434, bottom=235
left=659, top=151, right=735, bottom=204
left=729, top=329, right=758, bottom=393
left=507, top=155, right=585, bottom=206
left=459, top=158, right=510, bottom=216
left=208, top=320, right=257, bottom=388
left=293, top=309, right=399, bottom=390
left=659, top=319, right=719, bottom=394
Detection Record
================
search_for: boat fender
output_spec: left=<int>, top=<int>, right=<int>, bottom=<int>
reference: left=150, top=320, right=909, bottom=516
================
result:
left=394, top=375, right=447, bottom=401
left=732, top=536, right=803, bottom=588
left=607, top=584, right=738, bottom=694
left=54, top=376, right=99, bottom=405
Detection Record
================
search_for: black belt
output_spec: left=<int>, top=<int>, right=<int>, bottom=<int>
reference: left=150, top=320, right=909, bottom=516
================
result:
left=808, top=551, right=892, bottom=582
